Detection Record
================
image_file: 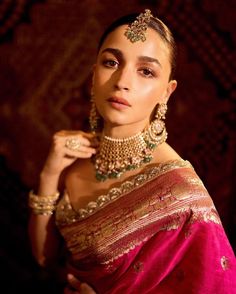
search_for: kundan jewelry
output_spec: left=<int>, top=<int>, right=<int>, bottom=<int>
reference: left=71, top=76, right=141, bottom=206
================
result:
left=28, top=190, right=60, bottom=215
left=65, top=138, right=81, bottom=151
left=124, top=9, right=152, bottom=43
left=92, top=103, right=168, bottom=181
left=124, top=9, right=170, bottom=44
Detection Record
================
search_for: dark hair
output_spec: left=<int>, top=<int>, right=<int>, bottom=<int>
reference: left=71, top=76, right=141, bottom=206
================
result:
left=97, top=12, right=177, bottom=80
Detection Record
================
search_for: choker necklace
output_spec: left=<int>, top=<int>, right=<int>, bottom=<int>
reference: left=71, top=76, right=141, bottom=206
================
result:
left=92, top=124, right=167, bottom=181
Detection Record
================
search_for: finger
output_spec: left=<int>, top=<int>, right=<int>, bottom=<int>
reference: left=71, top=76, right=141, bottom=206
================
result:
left=73, top=145, right=96, bottom=154
left=81, top=132, right=100, bottom=146
left=74, top=136, right=94, bottom=148
left=61, top=136, right=97, bottom=152
left=77, top=130, right=97, bottom=139
left=64, top=147, right=96, bottom=159
left=63, top=137, right=97, bottom=156
left=54, top=131, right=99, bottom=151
left=67, top=273, right=81, bottom=290
left=61, top=136, right=92, bottom=148
left=80, top=283, right=96, bottom=294
left=56, top=130, right=97, bottom=145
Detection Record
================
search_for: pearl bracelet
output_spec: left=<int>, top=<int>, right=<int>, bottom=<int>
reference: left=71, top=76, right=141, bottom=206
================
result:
left=28, top=190, right=60, bottom=215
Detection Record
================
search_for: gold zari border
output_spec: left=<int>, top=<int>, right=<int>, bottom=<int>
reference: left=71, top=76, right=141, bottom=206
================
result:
left=56, top=160, right=192, bottom=225
left=55, top=160, right=222, bottom=265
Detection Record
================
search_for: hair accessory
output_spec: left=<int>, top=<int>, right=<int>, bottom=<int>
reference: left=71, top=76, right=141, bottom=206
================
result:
left=92, top=103, right=167, bottom=181
left=125, top=9, right=152, bottom=43
left=65, top=138, right=81, bottom=151
left=28, top=190, right=60, bottom=215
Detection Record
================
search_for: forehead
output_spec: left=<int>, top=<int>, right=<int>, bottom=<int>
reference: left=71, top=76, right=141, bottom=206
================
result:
left=98, top=25, right=170, bottom=62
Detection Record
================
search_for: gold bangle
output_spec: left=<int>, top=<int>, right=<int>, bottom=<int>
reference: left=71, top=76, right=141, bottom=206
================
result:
left=28, top=190, right=60, bottom=215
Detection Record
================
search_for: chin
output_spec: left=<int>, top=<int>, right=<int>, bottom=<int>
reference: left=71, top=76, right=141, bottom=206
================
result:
left=104, top=119, right=126, bottom=127
left=101, top=112, right=128, bottom=126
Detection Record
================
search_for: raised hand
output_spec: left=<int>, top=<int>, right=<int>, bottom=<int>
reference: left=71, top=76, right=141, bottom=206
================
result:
left=41, top=130, right=98, bottom=178
left=64, top=274, right=96, bottom=294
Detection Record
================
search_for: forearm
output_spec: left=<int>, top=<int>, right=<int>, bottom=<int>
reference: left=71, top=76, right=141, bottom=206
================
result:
left=28, top=130, right=96, bottom=266
left=28, top=172, right=61, bottom=267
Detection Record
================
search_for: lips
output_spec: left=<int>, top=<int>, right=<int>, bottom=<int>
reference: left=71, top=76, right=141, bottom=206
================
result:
left=107, top=96, right=131, bottom=107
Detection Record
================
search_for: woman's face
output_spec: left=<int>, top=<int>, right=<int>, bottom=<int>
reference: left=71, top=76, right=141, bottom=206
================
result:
left=93, top=25, right=177, bottom=136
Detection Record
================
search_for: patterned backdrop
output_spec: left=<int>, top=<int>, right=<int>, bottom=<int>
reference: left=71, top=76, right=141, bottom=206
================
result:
left=0, top=0, right=235, bottom=292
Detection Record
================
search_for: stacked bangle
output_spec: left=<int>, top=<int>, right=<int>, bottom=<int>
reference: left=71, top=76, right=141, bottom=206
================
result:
left=28, top=190, right=60, bottom=215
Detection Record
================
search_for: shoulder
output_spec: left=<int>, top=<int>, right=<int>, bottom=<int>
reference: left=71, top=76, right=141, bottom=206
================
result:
left=152, top=142, right=183, bottom=164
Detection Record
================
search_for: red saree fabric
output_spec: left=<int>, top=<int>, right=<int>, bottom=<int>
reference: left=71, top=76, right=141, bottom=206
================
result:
left=55, top=160, right=236, bottom=293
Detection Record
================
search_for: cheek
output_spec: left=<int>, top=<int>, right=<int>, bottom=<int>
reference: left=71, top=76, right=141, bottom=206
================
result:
left=135, top=82, right=168, bottom=116
left=136, top=83, right=163, bottom=102
left=134, top=89, right=157, bottom=113
left=141, top=99, right=157, bottom=115
left=93, top=71, right=102, bottom=88
left=93, top=70, right=110, bottom=94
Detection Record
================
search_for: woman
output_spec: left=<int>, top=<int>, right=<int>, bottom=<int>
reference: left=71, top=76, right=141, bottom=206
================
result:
left=28, top=9, right=236, bottom=294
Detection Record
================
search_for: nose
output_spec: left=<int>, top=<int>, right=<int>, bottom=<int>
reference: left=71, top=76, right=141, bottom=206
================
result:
left=114, top=66, right=132, bottom=91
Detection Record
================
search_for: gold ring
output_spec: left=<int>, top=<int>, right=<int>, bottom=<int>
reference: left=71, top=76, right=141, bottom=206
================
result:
left=65, top=138, right=81, bottom=151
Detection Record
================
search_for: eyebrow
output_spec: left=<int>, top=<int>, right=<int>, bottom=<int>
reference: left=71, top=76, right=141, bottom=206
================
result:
left=138, top=56, right=162, bottom=68
left=101, top=48, right=123, bottom=59
left=101, top=48, right=162, bottom=68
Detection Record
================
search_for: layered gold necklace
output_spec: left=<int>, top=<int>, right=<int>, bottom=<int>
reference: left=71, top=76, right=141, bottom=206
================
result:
left=92, top=124, right=167, bottom=181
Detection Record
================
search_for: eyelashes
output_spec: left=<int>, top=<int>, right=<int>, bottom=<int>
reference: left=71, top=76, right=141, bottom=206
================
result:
left=102, top=59, right=118, bottom=68
left=138, top=68, right=156, bottom=78
left=101, top=58, right=157, bottom=78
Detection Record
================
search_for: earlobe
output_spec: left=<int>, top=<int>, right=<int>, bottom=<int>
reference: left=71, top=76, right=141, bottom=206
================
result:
left=169, top=80, right=177, bottom=93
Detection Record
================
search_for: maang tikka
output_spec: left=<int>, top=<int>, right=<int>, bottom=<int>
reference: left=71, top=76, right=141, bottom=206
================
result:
left=125, top=9, right=152, bottom=43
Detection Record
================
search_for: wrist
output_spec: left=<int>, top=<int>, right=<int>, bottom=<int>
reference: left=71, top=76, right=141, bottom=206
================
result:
left=38, top=172, right=60, bottom=196
left=40, top=168, right=61, bottom=180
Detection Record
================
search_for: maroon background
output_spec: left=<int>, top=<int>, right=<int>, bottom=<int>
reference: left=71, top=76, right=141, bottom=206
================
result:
left=0, top=0, right=235, bottom=293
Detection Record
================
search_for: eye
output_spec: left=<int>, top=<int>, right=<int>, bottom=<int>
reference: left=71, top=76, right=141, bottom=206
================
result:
left=139, top=67, right=155, bottom=78
left=102, top=59, right=119, bottom=68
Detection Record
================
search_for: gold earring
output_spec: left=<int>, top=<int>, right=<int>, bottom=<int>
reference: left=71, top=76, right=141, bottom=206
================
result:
left=145, top=103, right=168, bottom=147
left=155, top=103, right=167, bottom=120
left=89, top=91, right=100, bottom=132
left=152, top=103, right=167, bottom=134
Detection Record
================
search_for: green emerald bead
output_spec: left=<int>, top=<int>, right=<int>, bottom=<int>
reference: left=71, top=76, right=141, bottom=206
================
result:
left=96, top=173, right=107, bottom=181
left=110, top=172, right=119, bottom=178
left=128, top=165, right=137, bottom=170
left=143, top=157, right=152, bottom=163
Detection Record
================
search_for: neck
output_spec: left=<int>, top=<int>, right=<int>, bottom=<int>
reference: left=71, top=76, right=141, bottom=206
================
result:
left=103, top=120, right=149, bottom=139
left=92, top=122, right=167, bottom=181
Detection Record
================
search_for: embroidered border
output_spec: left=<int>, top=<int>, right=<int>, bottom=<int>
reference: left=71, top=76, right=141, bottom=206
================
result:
left=55, top=159, right=222, bottom=265
left=56, top=159, right=192, bottom=226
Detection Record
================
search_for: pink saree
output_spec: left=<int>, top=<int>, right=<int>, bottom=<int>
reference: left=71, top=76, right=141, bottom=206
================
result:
left=55, top=160, right=236, bottom=294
